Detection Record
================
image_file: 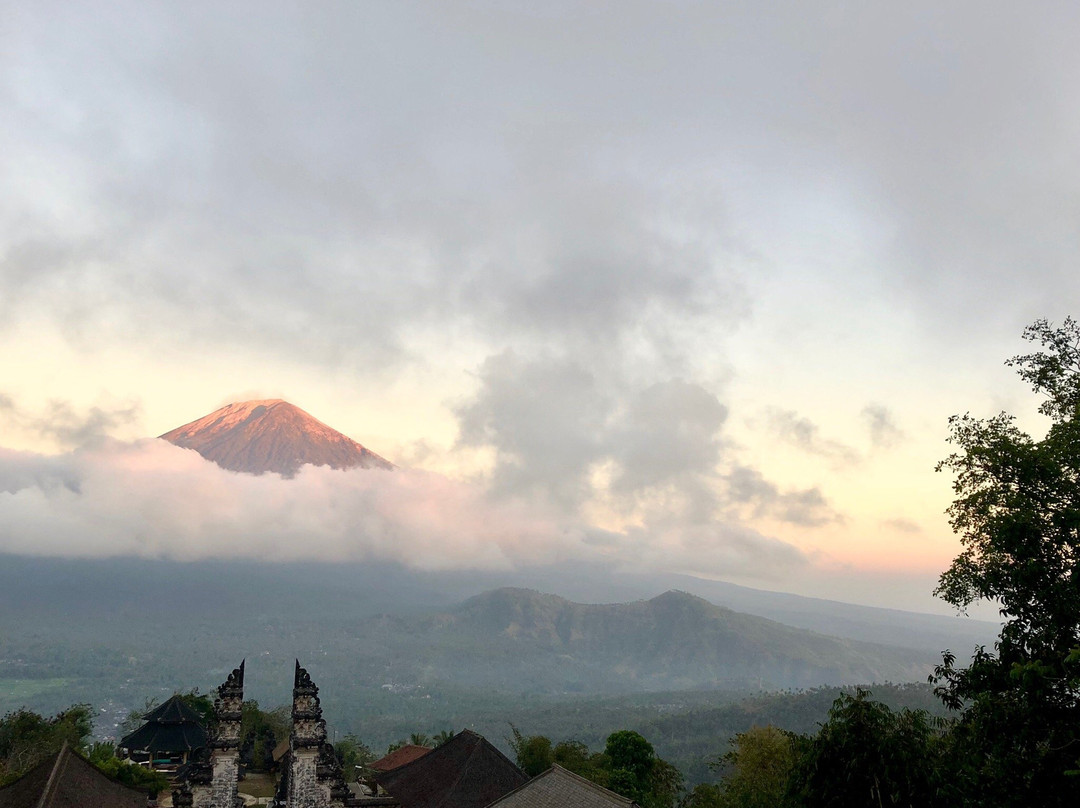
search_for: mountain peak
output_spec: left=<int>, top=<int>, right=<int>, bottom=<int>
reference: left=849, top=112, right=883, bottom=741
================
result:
left=160, top=399, right=394, bottom=477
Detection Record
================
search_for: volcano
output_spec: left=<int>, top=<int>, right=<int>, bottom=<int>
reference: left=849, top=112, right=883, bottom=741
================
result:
left=159, top=399, right=394, bottom=476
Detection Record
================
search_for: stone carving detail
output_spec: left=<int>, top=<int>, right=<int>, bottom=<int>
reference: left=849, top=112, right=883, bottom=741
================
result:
left=180, top=661, right=353, bottom=808
left=183, top=662, right=245, bottom=808
left=172, top=782, right=194, bottom=808
left=288, top=660, right=351, bottom=808
left=211, top=661, right=245, bottom=749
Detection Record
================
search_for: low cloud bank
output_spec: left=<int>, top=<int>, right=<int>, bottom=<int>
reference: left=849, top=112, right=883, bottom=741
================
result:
left=0, top=439, right=808, bottom=578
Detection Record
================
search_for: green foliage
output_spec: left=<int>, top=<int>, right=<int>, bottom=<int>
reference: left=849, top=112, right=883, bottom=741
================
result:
left=92, top=754, right=170, bottom=794
left=0, top=704, right=93, bottom=784
left=334, top=734, right=375, bottom=782
left=933, top=318, right=1080, bottom=806
left=512, top=727, right=681, bottom=808
left=508, top=726, right=553, bottom=777
left=240, top=701, right=290, bottom=772
left=681, top=783, right=724, bottom=808
left=177, top=689, right=215, bottom=727
left=789, top=689, right=943, bottom=808
left=553, top=739, right=609, bottom=784
left=709, top=725, right=797, bottom=808
left=0, top=704, right=163, bottom=794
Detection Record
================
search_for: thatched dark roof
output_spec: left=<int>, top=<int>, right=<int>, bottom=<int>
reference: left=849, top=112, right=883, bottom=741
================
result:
left=141, top=696, right=204, bottom=725
left=484, top=765, right=638, bottom=808
left=375, top=730, right=525, bottom=808
left=119, top=695, right=207, bottom=753
left=0, top=744, right=147, bottom=808
left=119, top=722, right=207, bottom=754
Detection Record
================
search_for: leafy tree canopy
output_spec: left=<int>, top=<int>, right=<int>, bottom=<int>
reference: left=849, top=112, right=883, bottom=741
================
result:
left=0, top=704, right=166, bottom=794
left=933, top=317, right=1080, bottom=805
left=0, top=705, right=93, bottom=784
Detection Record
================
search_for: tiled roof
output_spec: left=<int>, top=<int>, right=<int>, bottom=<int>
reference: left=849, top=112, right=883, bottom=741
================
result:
left=370, top=746, right=432, bottom=772
left=375, top=729, right=526, bottom=808
left=484, top=765, right=638, bottom=808
left=0, top=744, right=148, bottom=808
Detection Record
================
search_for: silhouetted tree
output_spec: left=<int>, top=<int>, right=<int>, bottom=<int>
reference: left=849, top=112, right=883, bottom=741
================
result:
left=932, top=318, right=1080, bottom=806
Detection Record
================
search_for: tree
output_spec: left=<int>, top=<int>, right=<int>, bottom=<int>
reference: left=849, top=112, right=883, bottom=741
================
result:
left=553, top=739, right=608, bottom=784
left=239, top=701, right=290, bottom=772
left=88, top=744, right=170, bottom=794
left=334, top=735, right=375, bottom=782
left=789, top=690, right=943, bottom=808
left=710, top=725, right=798, bottom=808
left=933, top=317, right=1080, bottom=806
left=507, top=727, right=554, bottom=778
left=509, top=727, right=681, bottom=806
left=0, top=705, right=93, bottom=784
left=0, top=705, right=166, bottom=794
left=605, top=730, right=682, bottom=808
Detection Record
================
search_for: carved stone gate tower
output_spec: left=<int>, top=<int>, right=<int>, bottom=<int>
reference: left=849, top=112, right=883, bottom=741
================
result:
left=173, top=661, right=245, bottom=808
left=287, top=660, right=350, bottom=808
left=175, top=660, right=350, bottom=808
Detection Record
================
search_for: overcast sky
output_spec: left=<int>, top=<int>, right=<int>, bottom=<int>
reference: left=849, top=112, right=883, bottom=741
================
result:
left=3, top=1, right=1079, bottom=614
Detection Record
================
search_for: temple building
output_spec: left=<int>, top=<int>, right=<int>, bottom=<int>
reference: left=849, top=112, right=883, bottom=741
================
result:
left=174, top=661, right=361, bottom=808
left=165, top=661, right=547, bottom=808
left=119, top=695, right=209, bottom=771
left=2, top=660, right=611, bottom=808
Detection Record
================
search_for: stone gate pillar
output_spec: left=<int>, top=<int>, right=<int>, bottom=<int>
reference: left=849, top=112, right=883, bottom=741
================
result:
left=288, top=661, right=349, bottom=808
left=187, top=661, right=244, bottom=808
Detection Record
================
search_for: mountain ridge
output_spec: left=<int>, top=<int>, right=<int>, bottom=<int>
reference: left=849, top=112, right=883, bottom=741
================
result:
left=429, top=586, right=933, bottom=690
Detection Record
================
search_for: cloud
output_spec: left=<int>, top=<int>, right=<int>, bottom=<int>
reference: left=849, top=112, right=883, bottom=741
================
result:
left=0, top=439, right=577, bottom=569
left=726, top=466, right=844, bottom=528
left=0, top=438, right=810, bottom=581
left=3, top=2, right=1080, bottom=385
left=882, top=517, right=922, bottom=534
left=0, top=393, right=142, bottom=450
left=30, top=400, right=142, bottom=448
left=766, top=408, right=859, bottom=467
left=455, top=352, right=612, bottom=506
left=456, top=351, right=841, bottom=530
left=862, top=404, right=905, bottom=449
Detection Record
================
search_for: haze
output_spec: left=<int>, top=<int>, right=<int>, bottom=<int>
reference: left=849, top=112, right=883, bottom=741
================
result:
left=3, top=1, right=1077, bottom=616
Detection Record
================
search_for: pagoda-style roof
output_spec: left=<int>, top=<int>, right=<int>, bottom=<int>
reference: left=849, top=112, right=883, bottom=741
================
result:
left=0, top=744, right=147, bottom=808
left=142, top=695, right=205, bottom=725
left=484, top=764, right=639, bottom=808
left=119, top=695, right=208, bottom=753
left=375, top=729, right=525, bottom=808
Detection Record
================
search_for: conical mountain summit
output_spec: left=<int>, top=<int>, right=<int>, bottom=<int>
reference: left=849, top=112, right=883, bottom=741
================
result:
left=159, top=399, right=394, bottom=477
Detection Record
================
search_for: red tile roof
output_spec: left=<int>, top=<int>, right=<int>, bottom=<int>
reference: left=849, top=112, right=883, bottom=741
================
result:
left=370, top=745, right=432, bottom=772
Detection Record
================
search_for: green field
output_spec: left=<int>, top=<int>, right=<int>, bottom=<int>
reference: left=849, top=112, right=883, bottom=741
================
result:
left=0, top=678, right=73, bottom=711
